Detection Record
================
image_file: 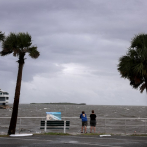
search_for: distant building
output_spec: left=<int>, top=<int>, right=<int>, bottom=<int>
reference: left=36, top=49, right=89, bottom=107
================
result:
left=0, top=89, right=9, bottom=105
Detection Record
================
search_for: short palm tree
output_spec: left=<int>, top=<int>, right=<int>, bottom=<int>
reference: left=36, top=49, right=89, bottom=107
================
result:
left=118, top=34, right=147, bottom=93
left=0, top=32, right=40, bottom=135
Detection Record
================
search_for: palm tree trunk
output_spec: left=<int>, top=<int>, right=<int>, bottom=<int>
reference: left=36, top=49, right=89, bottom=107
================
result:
left=8, top=54, right=24, bottom=135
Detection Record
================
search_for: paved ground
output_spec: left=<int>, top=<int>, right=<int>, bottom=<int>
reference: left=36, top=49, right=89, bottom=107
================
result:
left=0, top=134, right=147, bottom=147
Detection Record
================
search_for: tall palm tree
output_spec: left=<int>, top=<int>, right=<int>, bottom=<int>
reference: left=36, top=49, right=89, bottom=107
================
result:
left=0, top=31, right=5, bottom=41
left=118, top=33, right=147, bottom=93
left=0, top=32, right=40, bottom=135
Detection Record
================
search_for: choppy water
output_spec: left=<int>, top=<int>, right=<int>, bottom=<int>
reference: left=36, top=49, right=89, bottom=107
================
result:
left=1, top=104, right=147, bottom=134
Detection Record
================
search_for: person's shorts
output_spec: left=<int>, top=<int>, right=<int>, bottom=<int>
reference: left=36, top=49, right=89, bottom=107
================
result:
left=90, top=120, right=96, bottom=126
left=82, top=121, right=87, bottom=126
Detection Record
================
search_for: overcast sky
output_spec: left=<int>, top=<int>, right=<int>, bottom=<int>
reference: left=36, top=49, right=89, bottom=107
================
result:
left=0, top=0, right=147, bottom=105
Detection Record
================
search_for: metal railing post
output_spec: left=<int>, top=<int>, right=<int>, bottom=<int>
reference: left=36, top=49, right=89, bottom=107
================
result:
left=125, top=119, right=126, bottom=135
left=44, top=120, right=47, bottom=133
left=104, top=119, right=106, bottom=133
left=64, top=121, right=66, bottom=133
left=19, top=118, right=21, bottom=134
left=145, top=121, right=146, bottom=133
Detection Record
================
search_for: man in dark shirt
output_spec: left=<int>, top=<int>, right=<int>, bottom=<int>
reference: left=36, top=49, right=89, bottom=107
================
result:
left=90, top=110, right=96, bottom=133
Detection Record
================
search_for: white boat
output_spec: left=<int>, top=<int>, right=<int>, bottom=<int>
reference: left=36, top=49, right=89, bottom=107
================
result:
left=0, top=89, right=9, bottom=105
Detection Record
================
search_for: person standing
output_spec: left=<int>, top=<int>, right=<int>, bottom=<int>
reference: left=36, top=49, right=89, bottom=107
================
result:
left=90, top=110, right=96, bottom=133
left=80, top=111, right=87, bottom=133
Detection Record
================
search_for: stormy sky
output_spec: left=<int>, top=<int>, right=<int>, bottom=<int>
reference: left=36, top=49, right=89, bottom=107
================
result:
left=0, top=0, right=147, bottom=105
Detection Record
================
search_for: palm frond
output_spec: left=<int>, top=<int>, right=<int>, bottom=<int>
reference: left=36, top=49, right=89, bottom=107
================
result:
left=27, top=46, right=40, bottom=59
left=118, top=33, right=147, bottom=93
left=133, top=62, right=146, bottom=76
left=140, top=83, right=146, bottom=93
left=131, top=34, right=147, bottom=49
left=118, top=55, right=134, bottom=78
left=0, top=49, right=12, bottom=56
left=0, top=32, right=39, bottom=58
left=16, top=32, right=32, bottom=49
left=1, top=33, right=17, bottom=55
left=130, top=75, right=143, bottom=89
left=0, top=31, right=5, bottom=41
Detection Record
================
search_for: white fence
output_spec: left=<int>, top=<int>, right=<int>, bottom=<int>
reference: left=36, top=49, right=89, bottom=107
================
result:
left=0, top=117, right=147, bottom=134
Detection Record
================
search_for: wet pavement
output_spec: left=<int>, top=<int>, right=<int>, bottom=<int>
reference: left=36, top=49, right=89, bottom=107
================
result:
left=0, top=135, right=147, bottom=147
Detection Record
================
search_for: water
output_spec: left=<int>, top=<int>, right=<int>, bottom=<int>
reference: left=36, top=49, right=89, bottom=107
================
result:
left=1, top=104, right=147, bottom=134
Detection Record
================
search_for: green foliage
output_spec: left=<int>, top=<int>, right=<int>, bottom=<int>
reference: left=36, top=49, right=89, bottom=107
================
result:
left=44, top=132, right=70, bottom=135
left=0, top=135, right=9, bottom=137
left=0, top=31, right=5, bottom=41
left=118, top=34, right=147, bottom=93
left=0, top=32, right=40, bottom=60
left=28, top=46, right=40, bottom=59
left=131, top=134, right=147, bottom=136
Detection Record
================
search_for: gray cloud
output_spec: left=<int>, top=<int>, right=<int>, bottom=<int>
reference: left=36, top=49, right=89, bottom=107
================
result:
left=0, top=0, right=147, bottom=105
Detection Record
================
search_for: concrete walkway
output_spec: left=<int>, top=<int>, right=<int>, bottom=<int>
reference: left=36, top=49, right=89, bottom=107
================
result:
left=0, top=134, right=147, bottom=147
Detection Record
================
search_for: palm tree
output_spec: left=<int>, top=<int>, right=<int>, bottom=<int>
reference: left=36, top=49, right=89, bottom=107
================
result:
left=118, top=33, right=147, bottom=93
left=0, top=32, right=40, bottom=135
left=0, top=31, right=5, bottom=41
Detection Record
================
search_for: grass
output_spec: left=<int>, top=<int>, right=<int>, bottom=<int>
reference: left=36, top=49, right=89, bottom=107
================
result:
left=131, top=134, right=147, bottom=136
left=36, top=132, right=70, bottom=136
left=0, top=135, right=9, bottom=137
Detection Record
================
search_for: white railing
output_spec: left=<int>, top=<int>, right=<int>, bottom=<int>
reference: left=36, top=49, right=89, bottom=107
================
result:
left=0, top=117, right=147, bottom=134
